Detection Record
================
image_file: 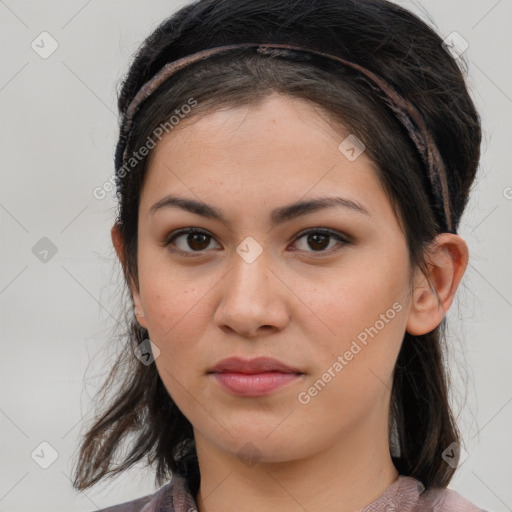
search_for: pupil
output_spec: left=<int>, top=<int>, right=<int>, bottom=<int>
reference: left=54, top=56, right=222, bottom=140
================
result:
left=309, top=233, right=328, bottom=251
left=189, top=233, right=208, bottom=250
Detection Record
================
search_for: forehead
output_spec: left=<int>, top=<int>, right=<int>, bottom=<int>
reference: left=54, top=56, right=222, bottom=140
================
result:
left=139, top=93, right=392, bottom=225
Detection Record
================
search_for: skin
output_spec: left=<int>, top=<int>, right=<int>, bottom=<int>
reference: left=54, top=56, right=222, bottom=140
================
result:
left=112, top=93, right=468, bottom=512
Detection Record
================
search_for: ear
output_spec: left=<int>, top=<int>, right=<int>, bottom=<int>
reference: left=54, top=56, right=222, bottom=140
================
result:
left=111, top=223, right=148, bottom=329
left=406, top=233, right=468, bottom=336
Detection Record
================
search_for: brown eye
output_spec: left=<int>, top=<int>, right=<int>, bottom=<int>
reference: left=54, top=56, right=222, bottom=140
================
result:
left=306, top=233, right=330, bottom=251
left=293, top=229, right=350, bottom=253
left=165, top=227, right=350, bottom=257
left=165, top=228, right=221, bottom=254
left=186, top=232, right=210, bottom=250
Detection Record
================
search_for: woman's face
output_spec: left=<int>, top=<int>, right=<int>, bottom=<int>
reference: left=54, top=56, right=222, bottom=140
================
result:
left=131, top=93, right=416, bottom=463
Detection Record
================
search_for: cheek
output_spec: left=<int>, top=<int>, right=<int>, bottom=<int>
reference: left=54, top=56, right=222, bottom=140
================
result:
left=314, top=265, right=407, bottom=342
left=136, top=273, right=215, bottom=407
left=141, top=276, right=209, bottom=413
left=298, top=295, right=405, bottom=434
left=305, top=262, right=408, bottom=396
left=137, top=246, right=215, bottom=334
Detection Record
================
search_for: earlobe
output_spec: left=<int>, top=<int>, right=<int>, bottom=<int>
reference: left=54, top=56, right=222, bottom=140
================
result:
left=111, top=223, right=148, bottom=329
left=133, top=296, right=148, bottom=328
left=406, top=233, right=469, bottom=336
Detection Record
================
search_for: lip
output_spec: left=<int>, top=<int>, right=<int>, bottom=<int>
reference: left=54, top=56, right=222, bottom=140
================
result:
left=207, top=356, right=304, bottom=397
left=211, top=372, right=302, bottom=397
left=208, top=356, right=303, bottom=374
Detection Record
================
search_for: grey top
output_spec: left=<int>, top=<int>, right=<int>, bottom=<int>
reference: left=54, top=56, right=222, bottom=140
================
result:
left=92, top=474, right=489, bottom=512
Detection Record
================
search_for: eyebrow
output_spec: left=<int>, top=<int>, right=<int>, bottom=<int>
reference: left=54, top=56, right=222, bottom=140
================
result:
left=149, top=194, right=370, bottom=226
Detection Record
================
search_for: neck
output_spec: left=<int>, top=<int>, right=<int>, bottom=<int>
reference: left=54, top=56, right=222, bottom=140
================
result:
left=194, top=415, right=399, bottom=512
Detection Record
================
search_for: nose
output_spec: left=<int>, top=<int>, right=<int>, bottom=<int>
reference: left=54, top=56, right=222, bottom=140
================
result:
left=213, top=248, right=290, bottom=338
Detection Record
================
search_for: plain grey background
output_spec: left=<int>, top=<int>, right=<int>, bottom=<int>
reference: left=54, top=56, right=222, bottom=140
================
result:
left=1, top=1, right=511, bottom=511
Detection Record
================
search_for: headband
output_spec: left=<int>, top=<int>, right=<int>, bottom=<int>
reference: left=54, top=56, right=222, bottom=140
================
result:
left=119, top=43, right=454, bottom=233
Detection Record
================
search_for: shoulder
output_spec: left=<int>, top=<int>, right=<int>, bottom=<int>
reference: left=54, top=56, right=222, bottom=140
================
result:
left=417, top=485, right=490, bottom=511
left=89, top=480, right=174, bottom=512
left=90, top=495, right=152, bottom=512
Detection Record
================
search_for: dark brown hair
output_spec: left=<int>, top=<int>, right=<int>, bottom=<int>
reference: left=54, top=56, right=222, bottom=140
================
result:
left=71, top=0, right=481, bottom=496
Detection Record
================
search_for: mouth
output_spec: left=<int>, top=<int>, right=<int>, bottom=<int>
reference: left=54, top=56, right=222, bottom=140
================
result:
left=208, top=355, right=303, bottom=374
left=209, top=370, right=303, bottom=397
left=207, top=356, right=305, bottom=397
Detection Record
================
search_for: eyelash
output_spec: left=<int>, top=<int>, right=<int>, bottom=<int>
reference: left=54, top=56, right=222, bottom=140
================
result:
left=164, top=227, right=351, bottom=257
